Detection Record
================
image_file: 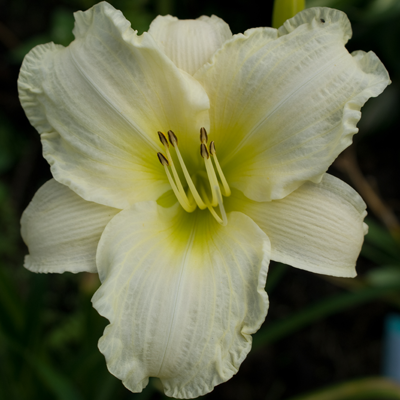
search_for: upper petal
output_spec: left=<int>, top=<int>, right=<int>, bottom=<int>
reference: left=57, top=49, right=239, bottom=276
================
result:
left=228, top=174, right=367, bottom=277
left=195, top=7, right=390, bottom=202
left=18, top=2, right=210, bottom=209
left=21, top=179, right=119, bottom=274
left=149, top=15, right=232, bottom=75
left=92, top=202, right=270, bottom=398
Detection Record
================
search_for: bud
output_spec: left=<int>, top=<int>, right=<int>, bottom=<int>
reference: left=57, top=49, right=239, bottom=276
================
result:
left=272, top=0, right=305, bottom=29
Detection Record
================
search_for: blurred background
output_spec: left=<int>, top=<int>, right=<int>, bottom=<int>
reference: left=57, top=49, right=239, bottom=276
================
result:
left=1, top=0, right=400, bottom=399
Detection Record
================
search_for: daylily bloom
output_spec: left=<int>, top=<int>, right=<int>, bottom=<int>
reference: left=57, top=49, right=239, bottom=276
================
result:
left=18, top=2, right=389, bottom=398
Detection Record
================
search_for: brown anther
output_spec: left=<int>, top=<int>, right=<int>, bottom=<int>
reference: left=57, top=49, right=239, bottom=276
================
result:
left=210, top=141, right=216, bottom=156
left=157, top=152, right=169, bottom=166
left=158, top=131, right=169, bottom=147
left=200, top=127, right=208, bottom=144
left=200, top=143, right=210, bottom=159
left=167, top=130, right=178, bottom=147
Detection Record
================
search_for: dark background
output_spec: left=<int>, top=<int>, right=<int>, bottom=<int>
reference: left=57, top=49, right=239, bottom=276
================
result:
left=1, top=0, right=400, bottom=399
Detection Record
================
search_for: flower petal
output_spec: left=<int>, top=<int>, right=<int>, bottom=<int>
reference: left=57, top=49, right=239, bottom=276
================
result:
left=21, top=179, right=119, bottom=274
left=228, top=174, right=367, bottom=277
left=196, top=7, right=390, bottom=202
left=92, top=202, right=270, bottom=398
left=149, top=15, right=232, bottom=75
left=18, top=2, right=210, bottom=209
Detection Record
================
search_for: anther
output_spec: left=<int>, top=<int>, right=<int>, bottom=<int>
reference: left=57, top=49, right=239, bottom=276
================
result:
left=209, top=141, right=216, bottom=156
left=158, top=131, right=169, bottom=147
left=200, top=143, right=210, bottom=159
left=168, top=130, right=178, bottom=147
left=157, top=152, right=169, bottom=166
left=156, top=128, right=231, bottom=221
left=164, top=130, right=206, bottom=210
left=200, top=127, right=208, bottom=144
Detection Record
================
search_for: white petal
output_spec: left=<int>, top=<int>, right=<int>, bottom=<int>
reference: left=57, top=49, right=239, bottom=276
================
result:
left=18, top=2, right=210, bottom=209
left=196, top=7, right=390, bottom=202
left=92, top=202, right=270, bottom=398
left=228, top=174, right=367, bottom=277
left=149, top=15, right=232, bottom=75
left=21, top=179, right=119, bottom=274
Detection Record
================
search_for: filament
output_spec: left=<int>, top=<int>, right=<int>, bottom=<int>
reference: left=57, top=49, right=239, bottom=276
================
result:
left=200, top=185, right=227, bottom=226
left=156, top=128, right=231, bottom=225
left=169, top=131, right=207, bottom=210
left=210, top=141, right=231, bottom=196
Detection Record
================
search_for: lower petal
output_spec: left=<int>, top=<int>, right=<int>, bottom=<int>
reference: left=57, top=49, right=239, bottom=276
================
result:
left=92, top=202, right=270, bottom=398
left=228, top=174, right=367, bottom=277
left=21, top=179, right=119, bottom=274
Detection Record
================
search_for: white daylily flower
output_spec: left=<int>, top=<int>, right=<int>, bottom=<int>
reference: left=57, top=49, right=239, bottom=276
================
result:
left=18, top=2, right=390, bottom=398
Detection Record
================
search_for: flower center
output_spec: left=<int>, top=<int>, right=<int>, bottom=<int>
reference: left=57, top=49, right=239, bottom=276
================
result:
left=157, top=128, right=231, bottom=225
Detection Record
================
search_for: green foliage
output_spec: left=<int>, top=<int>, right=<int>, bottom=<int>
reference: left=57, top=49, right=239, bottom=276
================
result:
left=1, top=0, right=400, bottom=398
left=286, top=377, right=400, bottom=400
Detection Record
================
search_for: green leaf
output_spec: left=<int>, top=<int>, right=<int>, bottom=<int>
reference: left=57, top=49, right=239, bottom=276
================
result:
left=285, top=376, right=400, bottom=400
left=366, top=265, right=400, bottom=287
left=3, top=335, right=84, bottom=400
left=0, top=265, right=24, bottom=336
left=50, top=8, right=75, bottom=46
left=364, top=218, right=400, bottom=261
left=253, top=284, right=400, bottom=349
left=265, top=262, right=289, bottom=293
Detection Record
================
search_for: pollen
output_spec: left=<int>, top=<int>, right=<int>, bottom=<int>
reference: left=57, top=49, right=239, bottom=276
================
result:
left=200, top=127, right=208, bottom=144
left=155, top=128, right=231, bottom=225
left=157, top=131, right=169, bottom=148
left=157, top=152, right=169, bottom=166
left=200, top=143, right=209, bottom=159
left=167, top=130, right=178, bottom=147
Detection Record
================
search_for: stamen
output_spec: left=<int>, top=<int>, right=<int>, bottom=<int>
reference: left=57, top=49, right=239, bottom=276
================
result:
left=201, top=143, right=219, bottom=207
left=215, top=185, right=228, bottom=226
left=209, top=141, right=216, bottom=156
left=158, top=131, right=169, bottom=148
left=167, top=130, right=178, bottom=147
left=157, top=152, right=195, bottom=213
left=157, top=129, right=230, bottom=225
left=158, top=131, right=187, bottom=200
left=200, top=143, right=209, bottom=159
left=200, top=184, right=227, bottom=226
left=157, top=152, right=169, bottom=166
left=200, top=127, right=208, bottom=144
left=209, top=141, right=231, bottom=196
left=168, top=130, right=207, bottom=210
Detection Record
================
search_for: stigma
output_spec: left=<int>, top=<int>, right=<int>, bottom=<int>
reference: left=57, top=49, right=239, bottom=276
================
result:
left=156, top=128, right=231, bottom=226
